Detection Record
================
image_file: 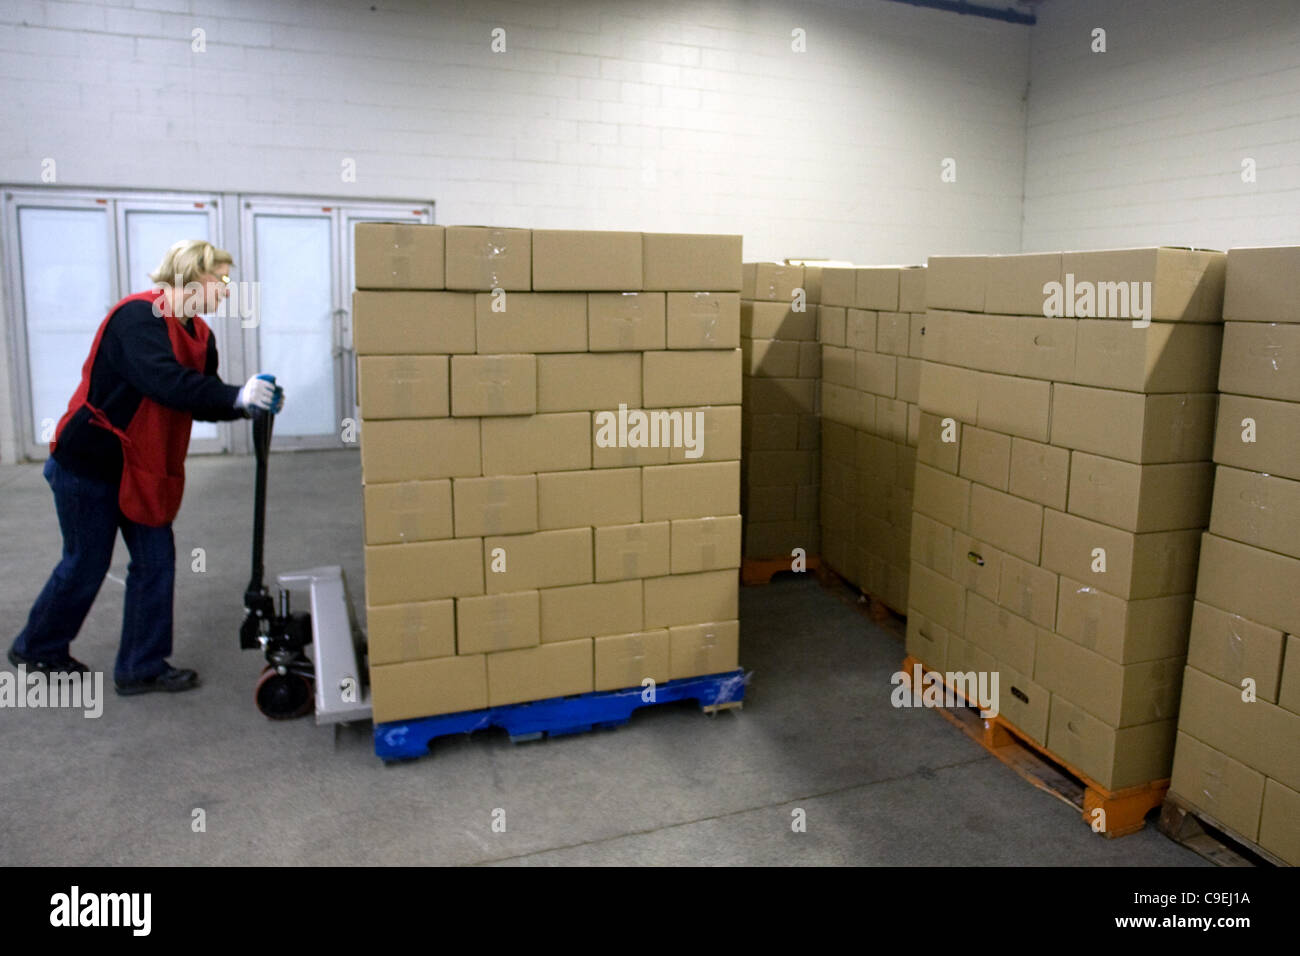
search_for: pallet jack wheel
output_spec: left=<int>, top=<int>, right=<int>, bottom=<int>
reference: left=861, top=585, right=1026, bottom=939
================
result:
left=255, top=664, right=314, bottom=720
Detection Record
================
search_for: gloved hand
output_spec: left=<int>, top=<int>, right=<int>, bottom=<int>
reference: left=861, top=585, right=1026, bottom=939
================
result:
left=236, top=373, right=286, bottom=414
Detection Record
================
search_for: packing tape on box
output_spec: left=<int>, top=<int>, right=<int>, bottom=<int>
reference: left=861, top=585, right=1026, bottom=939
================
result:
left=1072, top=585, right=1102, bottom=650
left=392, top=358, right=420, bottom=416
left=1226, top=615, right=1246, bottom=667
left=489, top=601, right=510, bottom=651
left=620, top=525, right=646, bottom=579
left=1197, top=764, right=1226, bottom=804
left=483, top=479, right=508, bottom=534
left=692, top=292, right=718, bottom=345
left=694, top=625, right=719, bottom=672
left=394, top=481, right=423, bottom=542
left=483, top=356, right=509, bottom=415
left=400, top=602, right=424, bottom=661
left=477, top=228, right=511, bottom=290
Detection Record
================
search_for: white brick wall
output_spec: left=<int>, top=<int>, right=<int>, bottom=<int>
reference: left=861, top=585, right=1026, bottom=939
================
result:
left=1023, top=0, right=1300, bottom=251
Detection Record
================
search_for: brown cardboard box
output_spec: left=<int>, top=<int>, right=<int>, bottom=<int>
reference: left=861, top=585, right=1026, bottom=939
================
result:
left=480, top=412, right=591, bottom=475
left=946, top=633, right=995, bottom=680
left=486, top=637, right=593, bottom=706
left=594, top=629, right=670, bottom=691
left=595, top=521, right=670, bottom=581
left=747, top=450, right=814, bottom=486
left=819, top=305, right=847, bottom=346
left=367, top=599, right=455, bottom=665
left=743, top=262, right=804, bottom=302
left=642, top=350, right=741, bottom=407
left=539, top=579, right=642, bottom=643
left=453, top=475, right=538, bottom=537
left=744, top=377, right=817, bottom=415
left=1041, top=509, right=1201, bottom=601
left=1074, top=320, right=1222, bottom=393
left=821, top=346, right=856, bottom=388
left=644, top=570, right=738, bottom=628
left=925, top=256, right=987, bottom=312
left=916, top=310, right=960, bottom=365
left=798, top=341, right=821, bottom=378
left=858, top=431, right=897, bottom=484
left=1060, top=247, right=1226, bottom=322
left=1280, top=634, right=1300, bottom=716
left=958, top=426, right=1011, bottom=491
left=1056, top=578, right=1193, bottom=664
left=669, top=619, right=740, bottom=679
left=536, top=468, right=639, bottom=530
left=591, top=418, right=669, bottom=468
left=899, top=267, right=926, bottom=312
left=801, top=265, right=825, bottom=302
left=670, top=515, right=742, bottom=573
left=360, top=418, right=481, bottom=483
left=997, top=553, right=1058, bottom=629
left=642, top=233, right=741, bottom=291
left=353, top=291, right=476, bottom=355
left=482, top=527, right=592, bottom=594
left=536, top=353, right=640, bottom=412
left=970, top=484, right=1043, bottom=564
left=358, top=355, right=449, bottom=419
left=743, top=520, right=818, bottom=559
left=913, top=463, right=971, bottom=532
left=1068, top=455, right=1214, bottom=533
left=908, top=561, right=965, bottom=634
left=1008, top=437, right=1069, bottom=511
left=995, top=663, right=1051, bottom=746
left=444, top=226, right=531, bottom=291
left=896, top=358, right=921, bottom=405
left=820, top=268, right=858, bottom=307
left=370, top=654, right=487, bottom=723
left=910, top=513, right=954, bottom=574
left=904, top=611, right=949, bottom=671
left=456, top=589, right=540, bottom=654
left=875, top=397, right=908, bottom=444
left=1186, top=599, right=1284, bottom=702
left=667, top=292, right=741, bottom=349
left=951, top=532, right=1003, bottom=603
left=845, top=309, right=877, bottom=351
left=821, top=420, right=856, bottom=464
left=917, top=411, right=961, bottom=473
left=642, top=461, right=739, bottom=521
left=743, top=338, right=801, bottom=377
left=1218, top=322, right=1300, bottom=402
left=856, top=351, right=897, bottom=398
left=908, top=312, right=927, bottom=356
left=851, top=268, right=897, bottom=312
left=1047, top=695, right=1176, bottom=789
left=1196, top=533, right=1300, bottom=636
left=355, top=223, right=445, bottom=290
left=532, top=230, right=642, bottom=290
left=671, top=404, right=741, bottom=462
left=743, top=301, right=818, bottom=340
left=1034, top=630, right=1183, bottom=727
left=1177, top=666, right=1300, bottom=792
left=897, top=444, right=917, bottom=489
left=1214, top=395, right=1300, bottom=482
left=1169, top=731, right=1265, bottom=842
left=475, top=292, right=587, bottom=353
left=1222, top=246, right=1300, bottom=323
left=1259, top=779, right=1300, bottom=865
left=364, top=537, right=484, bottom=605
left=976, top=372, right=1051, bottom=443
left=918, top=361, right=981, bottom=424
left=450, top=354, right=536, bottom=416
left=745, top=413, right=799, bottom=451
left=964, top=593, right=1035, bottom=674
left=1051, top=386, right=1217, bottom=464
left=588, top=292, right=667, bottom=351
left=983, top=252, right=1062, bottom=316
left=364, top=479, right=453, bottom=545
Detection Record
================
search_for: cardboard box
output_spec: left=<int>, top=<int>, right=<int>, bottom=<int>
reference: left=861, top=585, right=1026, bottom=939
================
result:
left=669, top=515, right=742, bottom=573
left=475, top=291, right=587, bottom=353
left=642, top=233, right=741, bottom=291
left=1177, top=666, right=1300, bottom=792
left=482, top=527, right=592, bottom=594
left=450, top=354, right=536, bottom=417
left=595, top=521, right=670, bottom=581
left=642, top=350, right=741, bottom=408
left=537, top=353, right=640, bottom=412
left=444, top=225, right=530, bottom=291
left=1218, top=321, right=1300, bottom=402
left=910, top=513, right=954, bottom=574
left=364, top=479, right=453, bottom=545
left=897, top=444, right=917, bottom=489
left=916, top=411, right=961, bottom=473
left=925, top=256, right=987, bottom=312
left=743, top=301, right=818, bottom=340
left=908, top=561, right=965, bottom=634
left=970, top=484, right=1043, bottom=564
left=743, top=519, right=818, bottom=559
left=367, top=599, right=455, bottom=665
left=908, top=312, right=927, bottom=356
left=1214, top=395, right=1300, bottom=483
left=745, top=413, right=799, bottom=451
left=539, top=579, right=642, bottom=643
left=364, top=537, right=484, bottom=606
left=661, top=405, right=742, bottom=463
left=1259, top=778, right=1300, bottom=865
left=1051, top=386, right=1217, bottom=464
left=591, top=416, right=669, bottom=468
left=819, top=268, right=857, bottom=307
left=1047, top=695, right=1176, bottom=789
left=875, top=397, right=908, bottom=444
left=745, top=450, right=815, bottom=486
left=532, top=230, right=642, bottom=291
left=997, top=553, right=1057, bottom=629
left=486, top=637, right=593, bottom=706
left=983, top=252, right=1062, bottom=316
left=821, top=420, right=856, bottom=464
left=644, top=570, right=738, bottom=628
left=995, top=664, right=1051, bottom=746
left=857, top=430, right=897, bottom=484
left=1280, top=633, right=1300, bottom=716
left=1195, top=533, right=1300, bottom=637
left=854, top=268, right=900, bottom=312
left=904, top=611, right=949, bottom=671
left=899, top=267, right=926, bottom=312
left=744, top=377, right=816, bottom=415
left=480, top=412, right=591, bottom=475
left=950, top=532, right=1003, bottom=603
left=743, top=262, right=804, bottom=302
left=977, top=372, right=1051, bottom=443
left=1008, top=437, right=1069, bottom=511
left=588, top=292, right=667, bottom=351
left=845, top=309, right=877, bottom=351
left=669, top=619, right=740, bottom=679
left=918, top=361, right=981, bottom=424
left=1186, top=599, right=1284, bottom=702
left=1074, top=320, right=1222, bottom=393
left=667, top=292, right=741, bottom=349
left=1222, top=246, right=1300, bottom=323
left=360, top=418, right=480, bottom=483
left=946, top=634, right=995, bottom=681
left=916, top=310, right=960, bottom=365
left=535, top=468, right=639, bottom=530
left=818, top=305, right=847, bottom=346
left=1059, top=247, right=1226, bottom=322
left=744, top=339, right=801, bottom=377
left=965, top=592, right=1036, bottom=676
left=370, top=654, right=487, bottom=723
left=1068, top=455, right=1214, bottom=533
left=456, top=589, right=540, bottom=654
left=355, top=223, right=445, bottom=290
left=856, top=351, right=897, bottom=398
left=594, top=629, right=670, bottom=691
left=913, top=463, right=971, bottom=532
left=1035, top=630, right=1183, bottom=727
left=353, top=291, right=475, bottom=355
left=453, top=475, right=538, bottom=537
left=642, top=461, right=739, bottom=521
left=821, top=346, right=855, bottom=388
left=958, top=426, right=1011, bottom=491
left=1169, top=731, right=1266, bottom=843
left=358, top=355, right=449, bottom=419
left=1056, top=578, right=1193, bottom=664
left=896, top=358, right=922, bottom=405
left=798, top=341, right=821, bottom=378
left=1041, top=509, right=1201, bottom=601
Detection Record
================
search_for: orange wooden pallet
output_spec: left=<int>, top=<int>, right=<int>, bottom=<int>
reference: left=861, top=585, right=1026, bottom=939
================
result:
left=1157, top=792, right=1286, bottom=867
left=902, top=655, right=1168, bottom=838
left=740, top=555, right=820, bottom=586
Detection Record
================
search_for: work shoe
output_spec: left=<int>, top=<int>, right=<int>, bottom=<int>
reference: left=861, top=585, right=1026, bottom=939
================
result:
left=8, top=644, right=90, bottom=675
left=115, top=665, right=200, bottom=696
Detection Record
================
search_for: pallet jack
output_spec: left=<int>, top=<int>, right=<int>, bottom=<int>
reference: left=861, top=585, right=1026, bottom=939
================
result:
left=239, top=406, right=372, bottom=724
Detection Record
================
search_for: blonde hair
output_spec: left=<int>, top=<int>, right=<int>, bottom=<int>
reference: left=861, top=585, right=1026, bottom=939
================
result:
left=150, top=239, right=234, bottom=287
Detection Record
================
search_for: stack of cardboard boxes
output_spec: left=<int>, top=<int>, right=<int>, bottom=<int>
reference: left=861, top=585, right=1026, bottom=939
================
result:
left=739, top=262, right=821, bottom=560
left=819, top=265, right=927, bottom=613
left=353, top=224, right=744, bottom=724
left=906, top=248, right=1226, bottom=792
left=1167, top=246, right=1300, bottom=864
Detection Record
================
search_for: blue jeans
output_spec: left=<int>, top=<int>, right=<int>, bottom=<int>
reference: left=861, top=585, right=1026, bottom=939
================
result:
left=12, top=456, right=176, bottom=682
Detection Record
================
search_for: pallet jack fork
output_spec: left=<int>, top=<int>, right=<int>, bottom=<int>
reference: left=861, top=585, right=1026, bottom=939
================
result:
left=239, top=406, right=371, bottom=724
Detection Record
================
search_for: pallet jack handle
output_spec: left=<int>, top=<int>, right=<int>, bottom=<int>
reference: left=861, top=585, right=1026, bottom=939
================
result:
left=240, top=406, right=276, bottom=649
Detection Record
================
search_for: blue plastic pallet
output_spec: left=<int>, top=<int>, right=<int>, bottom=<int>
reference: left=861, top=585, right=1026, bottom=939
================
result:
left=373, top=669, right=746, bottom=762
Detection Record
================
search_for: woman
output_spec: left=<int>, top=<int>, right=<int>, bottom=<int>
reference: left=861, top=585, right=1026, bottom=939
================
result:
left=8, top=239, right=286, bottom=696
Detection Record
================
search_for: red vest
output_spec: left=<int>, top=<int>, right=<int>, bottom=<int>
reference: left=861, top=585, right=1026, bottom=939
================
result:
left=51, top=289, right=211, bottom=527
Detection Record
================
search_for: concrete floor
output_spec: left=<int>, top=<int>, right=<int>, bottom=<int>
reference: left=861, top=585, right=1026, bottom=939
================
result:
left=0, top=450, right=1205, bottom=866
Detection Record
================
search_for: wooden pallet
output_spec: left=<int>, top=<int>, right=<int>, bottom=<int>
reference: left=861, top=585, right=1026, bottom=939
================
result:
left=815, top=562, right=907, bottom=632
left=740, top=555, right=820, bottom=586
left=1157, top=793, right=1286, bottom=867
left=902, top=655, right=1168, bottom=838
